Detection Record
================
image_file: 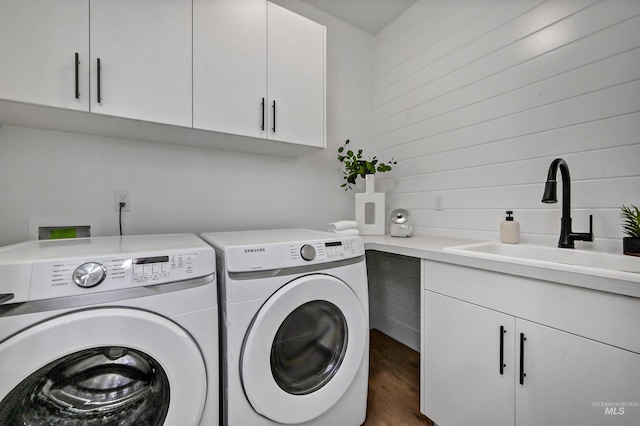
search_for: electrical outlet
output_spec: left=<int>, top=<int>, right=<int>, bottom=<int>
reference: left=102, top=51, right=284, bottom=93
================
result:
left=434, top=194, right=444, bottom=210
left=114, top=190, right=131, bottom=212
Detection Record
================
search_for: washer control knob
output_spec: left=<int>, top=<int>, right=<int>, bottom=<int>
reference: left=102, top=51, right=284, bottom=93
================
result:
left=73, top=262, right=107, bottom=288
left=300, top=244, right=316, bottom=261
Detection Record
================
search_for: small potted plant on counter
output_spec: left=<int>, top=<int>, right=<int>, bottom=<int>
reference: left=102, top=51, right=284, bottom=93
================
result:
left=337, top=139, right=397, bottom=236
left=621, top=204, right=640, bottom=256
left=337, top=139, right=396, bottom=191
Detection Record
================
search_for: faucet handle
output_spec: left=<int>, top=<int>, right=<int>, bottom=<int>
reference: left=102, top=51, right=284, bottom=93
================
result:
left=583, top=214, right=594, bottom=242
left=570, top=214, right=594, bottom=244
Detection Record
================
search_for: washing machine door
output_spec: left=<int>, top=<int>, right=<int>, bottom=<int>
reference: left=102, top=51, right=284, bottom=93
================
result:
left=241, top=274, right=367, bottom=424
left=0, top=308, right=207, bottom=426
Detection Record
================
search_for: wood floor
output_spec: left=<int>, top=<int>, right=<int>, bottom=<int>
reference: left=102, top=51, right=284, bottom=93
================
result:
left=364, top=329, right=434, bottom=426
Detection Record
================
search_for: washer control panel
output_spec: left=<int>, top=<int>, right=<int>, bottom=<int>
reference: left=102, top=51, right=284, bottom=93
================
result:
left=227, top=236, right=364, bottom=272
left=290, top=240, right=358, bottom=262
left=28, top=249, right=214, bottom=301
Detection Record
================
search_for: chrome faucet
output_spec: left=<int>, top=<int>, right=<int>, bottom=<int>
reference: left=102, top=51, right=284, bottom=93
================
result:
left=541, top=158, right=594, bottom=248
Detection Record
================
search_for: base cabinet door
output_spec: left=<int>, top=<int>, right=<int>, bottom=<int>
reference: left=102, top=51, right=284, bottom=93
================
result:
left=516, top=319, right=640, bottom=426
left=422, top=261, right=640, bottom=426
left=0, top=0, right=89, bottom=110
left=424, top=291, right=515, bottom=426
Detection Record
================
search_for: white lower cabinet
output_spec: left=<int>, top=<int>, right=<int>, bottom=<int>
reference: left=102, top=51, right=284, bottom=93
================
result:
left=424, top=291, right=514, bottom=426
left=516, top=319, right=640, bottom=426
left=422, top=260, right=640, bottom=426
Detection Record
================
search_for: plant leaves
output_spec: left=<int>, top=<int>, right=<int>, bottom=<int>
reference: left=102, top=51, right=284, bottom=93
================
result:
left=336, top=139, right=397, bottom=190
left=621, top=204, right=640, bottom=238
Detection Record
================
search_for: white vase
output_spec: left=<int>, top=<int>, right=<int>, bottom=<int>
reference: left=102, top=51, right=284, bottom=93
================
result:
left=355, top=174, right=385, bottom=235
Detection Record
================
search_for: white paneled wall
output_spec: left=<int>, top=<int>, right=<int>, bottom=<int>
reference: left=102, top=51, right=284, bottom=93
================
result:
left=373, top=0, right=640, bottom=251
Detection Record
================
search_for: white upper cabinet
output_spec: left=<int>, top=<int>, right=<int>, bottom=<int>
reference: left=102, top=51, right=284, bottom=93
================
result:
left=194, top=0, right=325, bottom=148
left=89, top=0, right=192, bottom=127
left=1, top=0, right=323, bottom=156
left=267, top=2, right=325, bottom=147
left=193, top=0, right=267, bottom=138
left=0, top=0, right=89, bottom=110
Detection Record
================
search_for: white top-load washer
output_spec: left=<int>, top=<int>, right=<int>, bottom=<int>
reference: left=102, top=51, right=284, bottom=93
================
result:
left=0, top=233, right=218, bottom=426
left=200, top=229, right=369, bottom=426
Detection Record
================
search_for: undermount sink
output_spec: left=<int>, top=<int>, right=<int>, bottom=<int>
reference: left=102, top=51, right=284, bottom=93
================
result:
left=444, top=242, right=640, bottom=283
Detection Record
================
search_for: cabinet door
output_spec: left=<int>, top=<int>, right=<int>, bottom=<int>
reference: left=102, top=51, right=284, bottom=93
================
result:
left=0, top=0, right=89, bottom=110
left=267, top=2, right=325, bottom=147
left=193, top=0, right=267, bottom=138
left=516, top=319, right=640, bottom=426
left=90, top=0, right=191, bottom=127
left=424, top=291, right=515, bottom=426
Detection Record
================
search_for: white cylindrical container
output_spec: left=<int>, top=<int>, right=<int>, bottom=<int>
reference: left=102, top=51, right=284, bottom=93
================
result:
left=500, top=210, right=520, bottom=244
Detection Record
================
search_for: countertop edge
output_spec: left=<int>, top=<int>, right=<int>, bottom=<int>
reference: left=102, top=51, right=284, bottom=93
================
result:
left=362, top=235, right=640, bottom=299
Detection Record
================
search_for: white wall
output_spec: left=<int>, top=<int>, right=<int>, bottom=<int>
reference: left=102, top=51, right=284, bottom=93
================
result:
left=0, top=5, right=373, bottom=247
left=374, top=0, right=640, bottom=252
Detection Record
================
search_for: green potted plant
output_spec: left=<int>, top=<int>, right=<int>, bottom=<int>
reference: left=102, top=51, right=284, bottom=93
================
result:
left=620, top=204, right=640, bottom=256
left=337, top=139, right=396, bottom=191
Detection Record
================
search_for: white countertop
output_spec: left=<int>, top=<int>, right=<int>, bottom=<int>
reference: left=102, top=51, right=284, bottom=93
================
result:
left=362, top=235, right=640, bottom=299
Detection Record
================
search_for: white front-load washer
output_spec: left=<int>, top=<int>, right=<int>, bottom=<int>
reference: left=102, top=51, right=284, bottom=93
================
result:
left=200, top=229, right=369, bottom=426
left=0, top=233, right=218, bottom=426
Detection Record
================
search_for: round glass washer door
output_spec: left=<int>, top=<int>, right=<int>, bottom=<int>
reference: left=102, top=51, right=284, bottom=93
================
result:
left=0, top=308, right=207, bottom=426
left=241, top=274, right=367, bottom=424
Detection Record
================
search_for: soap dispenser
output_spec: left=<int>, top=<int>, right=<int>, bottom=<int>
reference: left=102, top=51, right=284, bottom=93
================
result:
left=500, top=210, right=520, bottom=244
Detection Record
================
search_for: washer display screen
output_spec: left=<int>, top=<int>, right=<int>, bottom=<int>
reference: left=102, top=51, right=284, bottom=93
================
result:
left=133, top=256, right=170, bottom=265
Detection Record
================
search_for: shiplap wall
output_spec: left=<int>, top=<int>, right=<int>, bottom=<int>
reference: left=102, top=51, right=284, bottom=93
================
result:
left=367, top=250, right=421, bottom=350
left=373, top=0, right=640, bottom=251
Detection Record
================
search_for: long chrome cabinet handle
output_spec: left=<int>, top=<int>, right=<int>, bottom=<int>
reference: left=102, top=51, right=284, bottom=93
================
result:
left=75, top=53, right=80, bottom=99
left=0, top=293, right=14, bottom=304
left=519, top=333, right=527, bottom=385
left=499, top=326, right=506, bottom=375
left=261, top=98, right=265, bottom=131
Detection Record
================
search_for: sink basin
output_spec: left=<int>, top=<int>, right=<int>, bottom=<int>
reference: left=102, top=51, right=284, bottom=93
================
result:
left=444, top=242, right=640, bottom=283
